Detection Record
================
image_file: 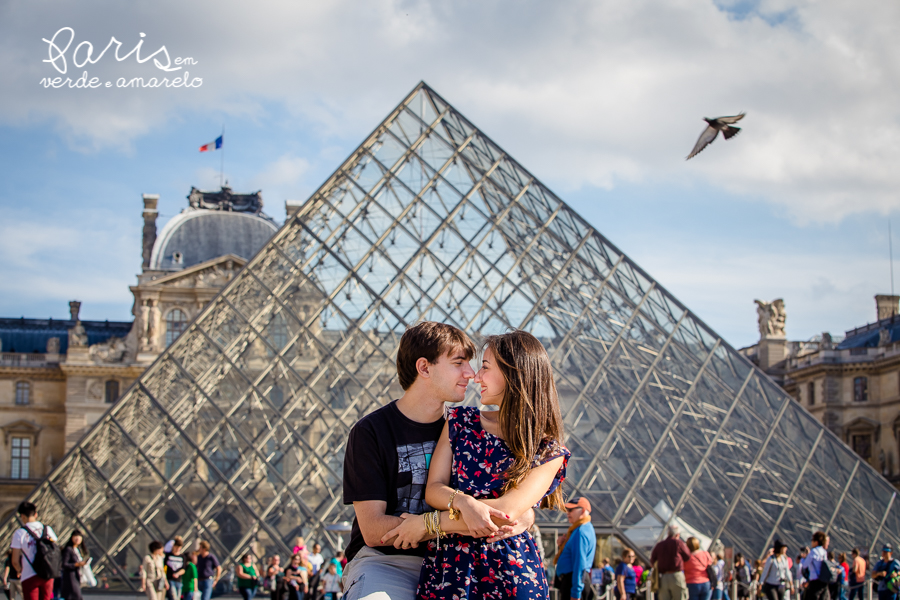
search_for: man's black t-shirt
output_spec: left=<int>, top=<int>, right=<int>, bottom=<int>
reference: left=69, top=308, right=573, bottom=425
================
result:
left=343, top=401, right=445, bottom=562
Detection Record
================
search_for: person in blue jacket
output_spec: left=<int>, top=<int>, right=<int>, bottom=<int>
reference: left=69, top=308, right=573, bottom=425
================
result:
left=873, top=544, right=900, bottom=600
left=554, top=497, right=597, bottom=600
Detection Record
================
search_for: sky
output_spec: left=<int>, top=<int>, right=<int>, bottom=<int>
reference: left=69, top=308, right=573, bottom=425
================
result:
left=1, top=0, right=899, bottom=350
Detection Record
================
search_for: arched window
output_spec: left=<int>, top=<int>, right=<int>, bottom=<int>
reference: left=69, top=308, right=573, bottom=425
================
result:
left=15, top=382, right=30, bottom=405
left=269, top=314, right=288, bottom=351
left=166, top=309, right=188, bottom=346
left=105, top=380, right=120, bottom=404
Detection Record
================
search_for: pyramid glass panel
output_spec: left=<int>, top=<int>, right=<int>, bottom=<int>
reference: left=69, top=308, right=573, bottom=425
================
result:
left=5, top=82, right=899, bottom=588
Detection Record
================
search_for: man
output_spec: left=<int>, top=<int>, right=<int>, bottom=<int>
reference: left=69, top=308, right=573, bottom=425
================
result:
left=873, top=544, right=900, bottom=600
left=650, top=524, right=691, bottom=600
left=10, top=502, right=57, bottom=600
left=554, top=497, right=597, bottom=600
left=308, top=544, right=324, bottom=575
left=849, top=549, right=866, bottom=600
left=800, top=531, right=830, bottom=600
left=194, top=541, right=221, bottom=600
left=163, top=539, right=186, bottom=600
left=341, top=321, right=533, bottom=600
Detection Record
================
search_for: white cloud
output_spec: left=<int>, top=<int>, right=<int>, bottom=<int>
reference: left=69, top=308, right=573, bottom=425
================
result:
left=1, top=0, right=899, bottom=223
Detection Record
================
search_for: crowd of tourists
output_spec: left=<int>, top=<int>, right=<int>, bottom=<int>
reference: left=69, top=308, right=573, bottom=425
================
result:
left=597, top=525, right=898, bottom=600
left=2, top=500, right=346, bottom=600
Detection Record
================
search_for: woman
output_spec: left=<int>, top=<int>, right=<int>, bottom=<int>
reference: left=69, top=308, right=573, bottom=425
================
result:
left=838, top=553, right=849, bottom=600
left=140, top=541, right=168, bottom=600
left=684, top=537, right=714, bottom=600
left=235, top=554, right=258, bottom=600
left=761, top=541, right=794, bottom=600
left=282, top=554, right=308, bottom=600
left=60, top=531, right=89, bottom=600
left=633, top=560, right=644, bottom=586
left=735, top=554, right=751, bottom=600
left=383, top=331, right=570, bottom=599
left=616, top=549, right=638, bottom=600
left=262, top=556, right=283, bottom=600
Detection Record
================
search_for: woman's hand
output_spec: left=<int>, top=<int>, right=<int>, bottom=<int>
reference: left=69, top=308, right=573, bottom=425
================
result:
left=380, top=513, right=427, bottom=549
left=457, top=495, right=511, bottom=538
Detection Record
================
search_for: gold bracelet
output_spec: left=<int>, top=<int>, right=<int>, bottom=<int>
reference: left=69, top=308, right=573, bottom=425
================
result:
left=423, top=513, right=435, bottom=537
left=448, top=489, right=461, bottom=521
left=433, top=510, right=445, bottom=538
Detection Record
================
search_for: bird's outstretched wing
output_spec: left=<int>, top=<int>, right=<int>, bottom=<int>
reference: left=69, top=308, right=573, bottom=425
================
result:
left=721, top=125, right=741, bottom=140
left=686, top=125, right=718, bottom=160
left=716, top=113, right=745, bottom=124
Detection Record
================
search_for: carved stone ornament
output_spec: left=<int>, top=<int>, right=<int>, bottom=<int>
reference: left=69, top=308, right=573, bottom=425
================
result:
left=85, top=379, right=103, bottom=401
left=89, top=336, right=127, bottom=363
left=754, top=298, right=786, bottom=338
left=46, top=337, right=60, bottom=354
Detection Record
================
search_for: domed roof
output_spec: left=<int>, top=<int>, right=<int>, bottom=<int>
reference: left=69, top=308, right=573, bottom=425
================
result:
left=149, top=187, right=279, bottom=271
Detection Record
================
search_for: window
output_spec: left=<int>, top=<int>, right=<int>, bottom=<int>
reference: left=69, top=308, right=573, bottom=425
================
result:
left=10, top=437, right=31, bottom=479
left=808, top=382, right=815, bottom=406
left=165, top=309, right=188, bottom=346
left=852, top=434, right=872, bottom=460
left=15, top=382, right=30, bottom=405
left=854, top=377, right=868, bottom=402
left=164, top=449, right=183, bottom=480
left=105, top=380, right=119, bottom=404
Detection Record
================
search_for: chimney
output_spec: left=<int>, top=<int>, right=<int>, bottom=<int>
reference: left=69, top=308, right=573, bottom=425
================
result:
left=876, top=294, right=899, bottom=321
left=69, top=300, right=81, bottom=321
left=285, top=199, right=303, bottom=219
left=142, top=194, right=160, bottom=270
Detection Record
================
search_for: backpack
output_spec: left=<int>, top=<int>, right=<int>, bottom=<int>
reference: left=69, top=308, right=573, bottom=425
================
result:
left=885, top=560, right=900, bottom=593
left=818, top=559, right=842, bottom=585
left=20, top=523, right=61, bottom=580
left=602, top=567, right=614, bottom=588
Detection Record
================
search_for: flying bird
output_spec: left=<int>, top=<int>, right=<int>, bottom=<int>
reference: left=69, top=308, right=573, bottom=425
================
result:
left=686, top=113, right=746, bottom=160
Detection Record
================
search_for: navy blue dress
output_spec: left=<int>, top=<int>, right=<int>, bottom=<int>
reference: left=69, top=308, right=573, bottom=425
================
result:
left=416, top=407, right=570, bottom=600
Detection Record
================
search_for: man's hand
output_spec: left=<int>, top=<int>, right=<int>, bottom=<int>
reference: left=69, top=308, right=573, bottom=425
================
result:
left=380, top=513, right=428, bottom=549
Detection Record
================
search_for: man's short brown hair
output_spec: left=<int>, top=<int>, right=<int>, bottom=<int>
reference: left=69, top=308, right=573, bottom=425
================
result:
left=198, top=540, right=210, bottom=551
left=396, top=322, right=476, bottom=390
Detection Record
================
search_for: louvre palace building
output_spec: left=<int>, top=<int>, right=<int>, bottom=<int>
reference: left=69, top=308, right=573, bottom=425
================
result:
left=2, top=82, right=899, bottom=590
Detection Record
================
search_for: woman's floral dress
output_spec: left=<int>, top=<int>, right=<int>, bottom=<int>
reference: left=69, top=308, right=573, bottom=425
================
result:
left=416, top=406, right=570, bottom=600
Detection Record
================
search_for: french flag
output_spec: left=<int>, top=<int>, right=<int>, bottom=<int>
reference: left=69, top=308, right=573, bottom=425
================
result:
left=199, top=135, right=223, bottom=152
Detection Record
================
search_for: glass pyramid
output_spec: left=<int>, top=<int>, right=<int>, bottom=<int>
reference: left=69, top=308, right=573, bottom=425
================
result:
left=5, top=82, right=897, bottom=588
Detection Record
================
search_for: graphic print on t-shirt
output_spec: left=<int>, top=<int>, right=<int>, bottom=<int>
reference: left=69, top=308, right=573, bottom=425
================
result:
left=395, top=441, right=435, bottom=515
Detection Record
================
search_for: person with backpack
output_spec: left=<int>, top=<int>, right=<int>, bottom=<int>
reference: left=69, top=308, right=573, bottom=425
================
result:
left=872, top=544, right=900, bottom=600
left=601, top=558, right=616, bottom=598
left=800, top=532, right=830, bottom=600
left=826, top=552, right=843, bottom=600
left=10, top=501, right=59, bottom=600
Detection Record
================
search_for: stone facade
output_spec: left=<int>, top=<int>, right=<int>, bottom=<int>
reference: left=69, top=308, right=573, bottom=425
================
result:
left=0, top=188, right=281, bottom=519
left=741, top=294, right=900, bottom=484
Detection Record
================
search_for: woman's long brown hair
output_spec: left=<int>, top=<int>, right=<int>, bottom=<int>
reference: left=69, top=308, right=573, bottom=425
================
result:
left=485, top=330, right=565, bottom=510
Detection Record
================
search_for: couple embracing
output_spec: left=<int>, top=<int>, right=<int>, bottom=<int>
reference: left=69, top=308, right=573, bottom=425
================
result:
left=341, top=322, right=574, bottom=600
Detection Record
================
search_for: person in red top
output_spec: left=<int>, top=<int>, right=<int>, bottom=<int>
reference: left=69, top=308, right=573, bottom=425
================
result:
left=684, top=538, right=714, bottom=600
left=650, top=524, right=692, bottom=600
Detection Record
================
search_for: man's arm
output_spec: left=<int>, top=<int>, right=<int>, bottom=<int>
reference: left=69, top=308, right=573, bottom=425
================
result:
left=354, top=500, right=406, bottom=548
left=679, top=539, right=692, bottom=562
left=10, top=549, right=21, bottom=579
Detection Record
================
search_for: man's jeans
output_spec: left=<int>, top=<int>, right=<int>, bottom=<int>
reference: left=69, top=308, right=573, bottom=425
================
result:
left=167, top=580, right=183, bottom=600
left=342, top=546, right=423, bottom=600
left=198, top=579, right=214, bottom=600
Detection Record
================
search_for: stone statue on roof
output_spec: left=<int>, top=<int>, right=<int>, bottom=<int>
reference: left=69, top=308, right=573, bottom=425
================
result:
left=68, top=321, right=88, bottom=347
left=754, top=298, right=786, bottom=338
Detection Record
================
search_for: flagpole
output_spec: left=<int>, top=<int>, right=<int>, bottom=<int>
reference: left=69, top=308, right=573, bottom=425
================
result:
left=220, top=124, right=225, bottom=189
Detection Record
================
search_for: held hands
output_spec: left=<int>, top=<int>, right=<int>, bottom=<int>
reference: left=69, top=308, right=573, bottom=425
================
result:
left=456, top=494, right=515, bottom=538
left=380, top=513, right=426, bottom=549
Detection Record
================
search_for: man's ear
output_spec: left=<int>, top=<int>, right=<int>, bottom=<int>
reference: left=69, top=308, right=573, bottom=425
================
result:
left=416, top=357, right=431, bottom=379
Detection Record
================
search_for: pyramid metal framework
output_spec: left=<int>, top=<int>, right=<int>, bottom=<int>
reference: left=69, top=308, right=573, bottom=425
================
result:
left=5, top=82, right=899, bottom=589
